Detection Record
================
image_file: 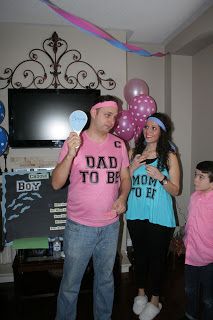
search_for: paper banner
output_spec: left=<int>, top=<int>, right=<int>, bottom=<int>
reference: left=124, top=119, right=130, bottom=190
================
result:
left=40, top=0, right=166, bottom=57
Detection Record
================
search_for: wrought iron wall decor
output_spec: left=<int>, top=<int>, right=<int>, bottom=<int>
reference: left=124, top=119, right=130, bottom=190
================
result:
left=0, top=31, right=116, bottom=90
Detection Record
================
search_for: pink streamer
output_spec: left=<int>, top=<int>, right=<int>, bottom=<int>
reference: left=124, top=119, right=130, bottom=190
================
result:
left=41, top=0, right=167, bottom=57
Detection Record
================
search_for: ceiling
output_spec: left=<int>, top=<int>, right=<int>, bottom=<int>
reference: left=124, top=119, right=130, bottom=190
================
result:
left=1, top=0, right=213, bottom=44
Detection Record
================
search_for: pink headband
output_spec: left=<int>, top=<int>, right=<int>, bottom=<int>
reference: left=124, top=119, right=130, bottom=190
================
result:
left=91, top=101, right=118, bottom=111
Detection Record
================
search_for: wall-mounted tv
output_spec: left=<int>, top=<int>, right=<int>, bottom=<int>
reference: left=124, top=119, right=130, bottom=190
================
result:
left=8, top=88, right=100, bottom=148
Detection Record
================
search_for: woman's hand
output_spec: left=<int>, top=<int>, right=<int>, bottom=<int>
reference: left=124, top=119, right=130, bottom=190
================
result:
left=146, top=152, right=180, bottom=197
left=130, top=154, right=147, bottom=174
left=146, top=165, right=164, bottom=181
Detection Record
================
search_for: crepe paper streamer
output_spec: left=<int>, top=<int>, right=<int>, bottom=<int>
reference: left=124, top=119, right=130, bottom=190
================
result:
left=69, top=110, right=88, bottom=135
left=40, top=0, right=166, bottom=57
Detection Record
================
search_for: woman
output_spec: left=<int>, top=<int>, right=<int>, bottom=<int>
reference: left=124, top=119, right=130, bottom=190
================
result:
left=126, top=112, right=180, bottom=320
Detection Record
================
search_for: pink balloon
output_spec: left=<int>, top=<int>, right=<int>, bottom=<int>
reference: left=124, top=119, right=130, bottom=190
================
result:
left=129, top=94, right=157, bottom=126
left=124, top=79, right=149, bottom=104
left=114, top=110, right=136, bottom=141
left=134, top=126, right=142, bottom=142
left=134, top=119, right=146, bottom=142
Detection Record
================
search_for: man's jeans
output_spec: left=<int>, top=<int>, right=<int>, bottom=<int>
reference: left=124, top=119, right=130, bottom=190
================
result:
left=185, top=263, right=213, bottom=320
left=56, top=219, right=120, bottom=320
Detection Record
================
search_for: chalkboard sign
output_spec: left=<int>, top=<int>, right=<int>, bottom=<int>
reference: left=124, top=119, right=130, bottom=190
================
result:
left=1, top=170, right=68, bottom=245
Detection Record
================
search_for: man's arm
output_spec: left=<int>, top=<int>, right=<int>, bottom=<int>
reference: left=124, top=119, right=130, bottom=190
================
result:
left=52, top=132, right=81, bottom=190
left=51, top=154, right=75, bottom=190
left=112, top=167, right=131, bottom=214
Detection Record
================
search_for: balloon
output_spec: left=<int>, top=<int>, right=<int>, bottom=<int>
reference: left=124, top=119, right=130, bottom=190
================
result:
left=0, top=101, right=5, bottom=124
left=129, top=94, right=157, bottom=126
left=0, top=127, right=8, bottom=156
left=124, top=79, right=149, bottom=104
left=134, top=126, right=141, bottom=143
left=114, top=110, right=135, bottom=141
left=134, top=119, right=147, bottom=142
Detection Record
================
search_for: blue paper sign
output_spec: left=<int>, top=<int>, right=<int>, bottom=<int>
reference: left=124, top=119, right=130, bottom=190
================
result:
left=69, top=110, right=88, bottom=134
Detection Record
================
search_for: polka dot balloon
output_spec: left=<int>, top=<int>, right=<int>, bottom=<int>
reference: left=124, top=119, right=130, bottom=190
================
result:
left=114, top=110, right=136, bottom=141
left=134, top=119, right=147, bottom=142
left=0, top=127, right=8, bottom=156
left=129, top=94, right=157, bottom=126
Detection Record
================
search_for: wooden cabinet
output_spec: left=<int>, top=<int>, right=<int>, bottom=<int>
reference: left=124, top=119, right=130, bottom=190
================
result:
left=12, top=250, right=120, bottom=301
left=12, top=252, right=94, bottom=302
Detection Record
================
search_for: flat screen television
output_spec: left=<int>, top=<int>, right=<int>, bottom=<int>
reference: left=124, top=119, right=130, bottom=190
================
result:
left=8, top=88, right=100, bottom=148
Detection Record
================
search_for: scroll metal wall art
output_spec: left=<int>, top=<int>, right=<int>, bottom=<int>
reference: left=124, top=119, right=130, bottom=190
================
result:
left=0, top=31, right=116, bottom=90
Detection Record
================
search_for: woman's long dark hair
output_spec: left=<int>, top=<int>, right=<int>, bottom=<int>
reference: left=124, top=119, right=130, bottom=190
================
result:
left=132, top=112, right=174, bottom=171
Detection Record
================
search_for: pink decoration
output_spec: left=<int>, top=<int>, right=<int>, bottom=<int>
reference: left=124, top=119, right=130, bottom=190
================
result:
left=41, top=1, right=167, bottom=57
left=114, top=110, right=135, bottom=141
left=134, top=126, right=141, bottom=143
left=124, top=79, right=149, bottom=104
left=129, top=94, right=157, bottom=126
left=134, top=118, right=147, bottom=142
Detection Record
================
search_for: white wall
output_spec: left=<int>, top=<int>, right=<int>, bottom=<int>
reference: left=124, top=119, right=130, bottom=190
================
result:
left=170, top=55, right=192, bottom=225
left=166, top=6, right=213, bottom=55
left=165, top=5, right=213, bottom=222
left=0, top=23, right=126, bottom=170
left=127, top=43, right=165, bottom=112
left=191, top=43, right=213, bottom=186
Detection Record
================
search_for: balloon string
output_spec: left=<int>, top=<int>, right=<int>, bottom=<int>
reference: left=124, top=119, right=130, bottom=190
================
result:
left=40, top=0, right=167, bottom=57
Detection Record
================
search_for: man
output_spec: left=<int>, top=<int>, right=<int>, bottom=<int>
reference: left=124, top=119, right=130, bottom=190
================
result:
left=52, top=95, right=131, bottom=320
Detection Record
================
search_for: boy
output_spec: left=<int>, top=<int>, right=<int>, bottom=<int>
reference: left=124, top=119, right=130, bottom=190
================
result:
left=183, top=161, right=213, bottom=320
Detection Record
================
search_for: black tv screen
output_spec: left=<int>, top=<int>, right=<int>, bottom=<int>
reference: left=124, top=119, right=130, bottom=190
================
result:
left=8, top=88, right=100, bottom=148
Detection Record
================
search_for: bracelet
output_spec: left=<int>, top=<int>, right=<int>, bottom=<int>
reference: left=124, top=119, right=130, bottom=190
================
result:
left=160, top=175, right=168, bottom=185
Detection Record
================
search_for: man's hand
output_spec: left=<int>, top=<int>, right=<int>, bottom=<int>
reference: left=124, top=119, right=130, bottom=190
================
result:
left=112, top=196, right=127, bottom=215
left=67, top=132, right=82, bottom=158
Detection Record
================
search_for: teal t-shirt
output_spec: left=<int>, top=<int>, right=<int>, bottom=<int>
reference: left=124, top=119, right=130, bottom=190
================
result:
left=126, top=159, right=176, bottom=227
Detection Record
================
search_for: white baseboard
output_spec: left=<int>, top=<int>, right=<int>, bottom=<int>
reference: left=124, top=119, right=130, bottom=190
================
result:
left=121, top=251, right=131, bottom=273
left=0, top=263, right=14, bottom=283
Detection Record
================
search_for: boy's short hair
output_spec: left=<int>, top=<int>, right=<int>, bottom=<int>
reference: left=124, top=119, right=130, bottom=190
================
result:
left=196, top=161, right=213, bottom=182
